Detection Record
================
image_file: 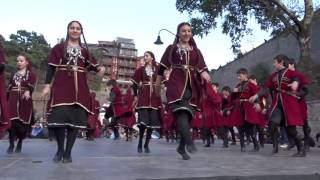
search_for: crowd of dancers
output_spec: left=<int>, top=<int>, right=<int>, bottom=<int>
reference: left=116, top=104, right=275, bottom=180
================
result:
left=0, top=21, right=316, bottom=163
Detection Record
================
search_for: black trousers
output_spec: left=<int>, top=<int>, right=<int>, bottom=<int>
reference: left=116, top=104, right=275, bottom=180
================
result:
left=269, top=104, right=303, bottom=152
left=175, top=110, right=193, bottom=152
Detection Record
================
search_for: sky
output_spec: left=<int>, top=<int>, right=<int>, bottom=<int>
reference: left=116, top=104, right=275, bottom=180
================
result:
left=0, top=0, right=271, bottom=70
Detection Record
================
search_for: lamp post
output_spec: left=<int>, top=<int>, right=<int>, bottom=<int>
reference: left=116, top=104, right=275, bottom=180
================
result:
left=154, top=29, right=176, bottom=45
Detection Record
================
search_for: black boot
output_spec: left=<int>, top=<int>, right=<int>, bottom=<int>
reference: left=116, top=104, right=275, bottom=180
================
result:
left=239, top=129, right=246, bottom=152
left=62, top=128, right=78, bottom=163
left=272, top=136, right=279, bottom=154
left=186, top=143, right=197, bottom=153
left=251, top=135, right=260, bottom=152
left=53, top=128, right=65, bottom=163
left=15, top=139, right=22, bottom=153
left=53, top=150, right=64, bottom=163
left=113, top=127, right=120, bottom=140
left=223, top=135, right=228, bottom=148
left=62, top=153, right=73, bottom=163
left=176, top=111, right=197, bottom=154
left=137, top=143, right=143, bottom=153
left=144, top=129, right=152, bottom=153
left=292, top=136, right=306, bottom=157
left=7, top=130, right=15, bottom=154
left=176, top=138, right=190, bottom=160
left=258, top=127, right=265, bottom=148
left=204, top=128, right=211, bottom=147
left=303, top=122, right=311, bottom=152
left=137, top=126, right=145, bottom=153
left=304, top=137, right=310, bottom=152
left=7, top=145, right=14, bottom=154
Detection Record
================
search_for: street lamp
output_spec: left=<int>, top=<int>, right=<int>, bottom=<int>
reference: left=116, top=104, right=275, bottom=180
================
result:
left=154, top=29, right=176, bottom=45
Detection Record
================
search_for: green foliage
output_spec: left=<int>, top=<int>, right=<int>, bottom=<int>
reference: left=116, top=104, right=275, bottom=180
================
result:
left=2, top=30, right=51, bottom=81
left=176, top=0, right=320, bottom=54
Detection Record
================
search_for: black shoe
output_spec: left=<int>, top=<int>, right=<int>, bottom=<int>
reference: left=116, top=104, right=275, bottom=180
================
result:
left=204, top=144, right=210, bottom=148
left=251, top=146, right=260, bottom=152
left=292, top=151, right=306, bottom=157
left=7, top=146, right=14, bottom=154
left=230, top=141, right=236, bottom=145
left=186, top=144, right=197, bottom=154
left=144, top=146, right=150, bottom=153
left=260, top=143, right=264, bottom=148
left=114, top=137, right=120, bottom=140
left=272, top=147, right=279, bottom=154
left=15, top=146, right=21, bottom=153
left=222, top=144, right=228, bottom=148
left=53, top=152, right=63, bottom=163
left=15, top=142, right=22, bottom=153
left=137, top=146, right=143, bottom=153
left=62, top=157, right=72, bottom=163
left=240, top=146, right=246, bottom=152
left=176, top=147, right=190, bottom=160
left=304, top=143, right=310, bottom=152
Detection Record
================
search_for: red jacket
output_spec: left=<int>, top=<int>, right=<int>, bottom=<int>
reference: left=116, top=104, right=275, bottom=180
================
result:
left=265, top=69, right=304, bottom=126
left=232, top=81, right=261, bottom=125
left=0, top=45, right=10, bottom=132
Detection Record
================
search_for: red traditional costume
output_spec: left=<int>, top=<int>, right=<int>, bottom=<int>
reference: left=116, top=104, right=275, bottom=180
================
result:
left=202, top=82, right=222, bottom=128
left=232, top=81, right=261, bottom=125
left=264, top=69, right=305, bottom=126
left=0, top=44, right=9, bottom=134
left=106, top=86, right=132, bottom=119
left=47, top=43, right=100, bottom=129
left=160, top=45, right=207, bottom=116
left=160, top=104, right=175, bottom=130
left=131, top=62, right=161, bottom=128
left=131, top=65, right=161, bottom=110
left=221, top=96, right=236, bottom=127
left=7, top=69, right=36, bottom=125
left=191, top=112, right=202, bottom=129
left=87, top=92, right=102, bottom=138
left=120, top=88, right=136, bottom=128
left=47, top=43, right=97, bottom=113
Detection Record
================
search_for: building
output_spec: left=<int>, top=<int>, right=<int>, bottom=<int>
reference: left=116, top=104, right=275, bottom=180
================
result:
left=87, top=37, right=138, bottom=86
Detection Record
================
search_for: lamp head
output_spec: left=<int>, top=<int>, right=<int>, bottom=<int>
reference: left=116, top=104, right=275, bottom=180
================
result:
left=154, top=35, right=163, bottom=45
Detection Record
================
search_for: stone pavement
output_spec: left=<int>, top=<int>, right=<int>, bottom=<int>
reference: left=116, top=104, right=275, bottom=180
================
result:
left=0, top=138, right=319, bottom=180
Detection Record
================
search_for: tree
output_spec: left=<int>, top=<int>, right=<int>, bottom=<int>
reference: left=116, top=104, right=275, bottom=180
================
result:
left=8, top=30, right=51, bottom=70
left=176, top=0, right=320, bottom=71
left=2, top=30, right=51, bottom=82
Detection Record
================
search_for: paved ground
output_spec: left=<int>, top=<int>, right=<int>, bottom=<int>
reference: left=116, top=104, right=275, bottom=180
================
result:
left=0, top=138, right=319, bottom=180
